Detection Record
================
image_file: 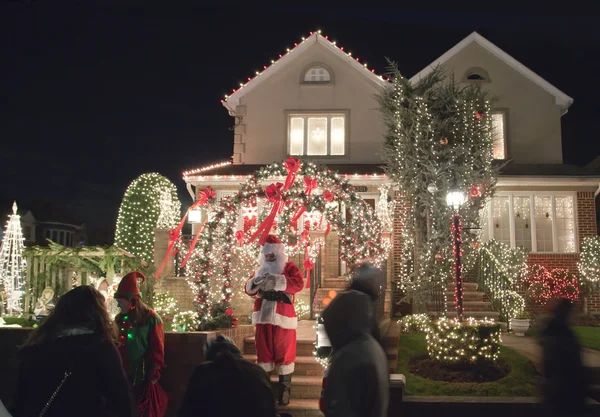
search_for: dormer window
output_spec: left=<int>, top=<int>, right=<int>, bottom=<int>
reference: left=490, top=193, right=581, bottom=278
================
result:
left=463, top=67, right=490, bottom=83
left=301, top=63, right=334, bottom=84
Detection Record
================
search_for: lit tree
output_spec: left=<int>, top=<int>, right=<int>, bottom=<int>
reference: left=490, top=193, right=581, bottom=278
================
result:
left=378, top=64, right=500, bottom=309
left=578, top=236, right=600, bottom=314
left=115, top=173, right=181, bottom=264
left=0, top=202, right=27, bottom=316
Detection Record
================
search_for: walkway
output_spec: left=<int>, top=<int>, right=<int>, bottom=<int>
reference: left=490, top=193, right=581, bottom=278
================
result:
left=501, top=334, right=600, bottom=372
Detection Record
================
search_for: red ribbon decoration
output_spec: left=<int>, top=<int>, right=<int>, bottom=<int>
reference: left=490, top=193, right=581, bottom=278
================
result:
left=235, top=230, right=245, bottom=246
left=283, top=156, right=301, bottom=191
left=323, top=190, right=335, bottom=202
left=156, top=186, right=215, bottom=278
left=180, top=216, right=209, bottom=268
left=291, top=176, right=319, bottom=223
left=249, top=182, right=284, bottom=245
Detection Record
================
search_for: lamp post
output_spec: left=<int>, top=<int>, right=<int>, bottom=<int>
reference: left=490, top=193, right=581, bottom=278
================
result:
left=446, top=189, right=466, bottom=322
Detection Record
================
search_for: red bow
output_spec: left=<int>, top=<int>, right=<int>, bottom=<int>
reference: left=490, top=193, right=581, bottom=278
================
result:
left=323, top=190, right=335, bottom=202
left=283, top=156, right=301, bottom=190
left=249, top=183, right=284, bottom=245
left=235, top=230, right=245, bottom=245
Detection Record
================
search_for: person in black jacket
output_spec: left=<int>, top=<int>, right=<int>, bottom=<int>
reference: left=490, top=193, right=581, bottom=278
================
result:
left=10, top=285, right=135, bottom=417
left=178, top=335, right=281, bottom=417
left=348, top=263, right=386, bottom=345
left=540, top=297, right=589, bottom=416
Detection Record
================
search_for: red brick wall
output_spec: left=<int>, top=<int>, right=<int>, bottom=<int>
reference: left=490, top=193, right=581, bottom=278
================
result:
left=577, top=191, right=598, bottom=246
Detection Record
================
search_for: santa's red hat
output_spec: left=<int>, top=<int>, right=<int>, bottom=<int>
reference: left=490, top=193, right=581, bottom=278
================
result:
left=114, top=271, right=146, bottom=300
left=262, top=234, right=286, bottom=259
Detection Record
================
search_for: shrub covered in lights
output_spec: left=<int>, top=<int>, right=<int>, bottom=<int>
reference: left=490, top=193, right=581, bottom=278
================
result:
left=115, top=173, right=181, bottom=264
left=399, top=313, right=432, bottom=333
left=426, top=317, right=501, bottom=366
left=526, top=265, right=580, bottom=305
left=198, top=303, right=238, bottom=331
left=578, top=236, right=600, bottom=288
left=172, top=310, right=199, bottom=332
left=152, top=292, right=179, bottom=330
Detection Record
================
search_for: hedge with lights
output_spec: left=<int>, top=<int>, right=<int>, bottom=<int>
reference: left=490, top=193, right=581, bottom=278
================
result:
left=180, top=159, right=390, bottom=331
left=399, top=313, right=432, bottom=333
left=172, top=310, right=199, bottom=332
left=152, top=292, right=179, bottom=330
left=379, top=64, right=500, bottom=306
left=526, top=265, right=580, bottom=305
left=115, top=173, right=181, bottom=264
left=578, top=236, right=600, bottom=288
left=426, top=317, right=501, bottom=366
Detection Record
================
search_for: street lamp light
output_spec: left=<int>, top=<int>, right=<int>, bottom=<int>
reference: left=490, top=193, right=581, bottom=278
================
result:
left=446, top=188, right=466, bottom=322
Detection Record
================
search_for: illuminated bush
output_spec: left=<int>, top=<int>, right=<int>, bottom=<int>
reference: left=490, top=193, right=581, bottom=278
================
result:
left=426, top=317, right=501, bottom=366
left=526, top=265, right=579, bottom=305
left=152, top=292, right=179, bottom=330
left=399, top=313, right=432, bottom=333
left=172, top=311, right=199, bottom=332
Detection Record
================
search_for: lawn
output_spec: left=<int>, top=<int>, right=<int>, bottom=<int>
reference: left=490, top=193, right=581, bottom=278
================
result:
left=526, top=326, right=600, bottom=351
left=573, top=327, right=600, bottom=351
left=397, top=334, right=540, bottom=396
left=1, top=316, right=37, bottom=327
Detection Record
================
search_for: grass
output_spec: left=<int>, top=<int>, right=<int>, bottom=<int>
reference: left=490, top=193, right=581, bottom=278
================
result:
left=397, top=334, right=540, bottom=396
left=573, top=327, right=600, bottom=351
left=525, top=326, right=600, bottom=351
left=1, top=316, right=37, bottom=327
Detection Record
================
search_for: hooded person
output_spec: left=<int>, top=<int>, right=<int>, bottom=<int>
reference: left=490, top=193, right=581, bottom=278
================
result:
left=244, top=234, right=304, bottom=406
left=319, top=290, right=389, bottom=417
left=114, top=271, right=168, bottom=417
left=348, top=263, right=386, bottom=345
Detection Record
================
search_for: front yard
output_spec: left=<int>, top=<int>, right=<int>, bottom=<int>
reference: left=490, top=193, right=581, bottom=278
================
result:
left=397, top=334, right=540, bottom=396
left=526, top=326, right=600, bottom=351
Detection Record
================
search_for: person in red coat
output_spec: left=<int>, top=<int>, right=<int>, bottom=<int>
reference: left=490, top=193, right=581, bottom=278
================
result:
left=245, top=234, right=304, bottom=405
left=114, top=271, right=168, bottom=417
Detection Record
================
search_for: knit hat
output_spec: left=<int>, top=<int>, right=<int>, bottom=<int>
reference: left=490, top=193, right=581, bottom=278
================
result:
left=114, top=271, right=146, bottom=300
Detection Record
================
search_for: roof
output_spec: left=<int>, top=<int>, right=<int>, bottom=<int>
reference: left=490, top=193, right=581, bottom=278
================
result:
left=222, top=31, right=387, bottom=109
left=409, top=32, right=574, bottom=111
left=586, top=155, right=600, bottom=174
left=184, top=163, right=386, bottom=180
left=498, top=162, right=598, bottom=177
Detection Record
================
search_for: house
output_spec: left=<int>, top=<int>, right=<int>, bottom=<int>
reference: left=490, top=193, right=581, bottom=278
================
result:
left=1, top=200, right=87, bottom=248
left=180, top=31, right=600, bottom=319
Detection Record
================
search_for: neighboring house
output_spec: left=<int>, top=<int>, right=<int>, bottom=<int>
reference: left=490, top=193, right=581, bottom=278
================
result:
left=181, top=31, right=600, bottom=318
left=1, top=200, right=87, bottom=247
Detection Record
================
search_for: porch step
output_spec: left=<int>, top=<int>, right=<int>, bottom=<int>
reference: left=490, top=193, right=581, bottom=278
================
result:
left=243, top=354, right=324, bottom=377
left=322, top=277, right=348, bottom=289
left=446, top=282, right=479, bottom=292
left=244, top=337, right=316, bottom=356
left=445, top=301, right=495, bottom=312
left=445, top=291, right=485, bottom=302
left=270, top=375, right=322, bottom=400
left=277, top=399, right=323, bottom=417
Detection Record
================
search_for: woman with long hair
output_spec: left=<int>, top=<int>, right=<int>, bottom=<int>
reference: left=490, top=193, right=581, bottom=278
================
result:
left=114, top=271, right=167, bottom=417
left=10, top=285, right=134, bottom=417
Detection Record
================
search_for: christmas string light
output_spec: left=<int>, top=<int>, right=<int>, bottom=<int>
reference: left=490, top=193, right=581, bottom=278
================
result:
left=399, top=313, right=432, bottom=333
left=182, top=161, right=233, bottom=178
left=426, top=317, right=501, bottom=365
left=578, top=236, right=600, bottom=286
left=221, top=30, right=387, bottom=104
left=526, top=265, right=580, bottom=305
left=0, top=202, right=27, bottom=315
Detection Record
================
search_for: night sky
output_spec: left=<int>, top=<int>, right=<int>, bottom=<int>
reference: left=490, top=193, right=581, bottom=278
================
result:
left=2, top=6, right=599, bottom=244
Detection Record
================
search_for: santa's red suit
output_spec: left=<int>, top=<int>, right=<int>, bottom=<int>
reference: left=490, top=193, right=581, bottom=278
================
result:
left=245, top=234, right=303, bottom=405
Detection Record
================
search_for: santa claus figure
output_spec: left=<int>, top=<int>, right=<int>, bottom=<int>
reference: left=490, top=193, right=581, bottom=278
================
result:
left=245, top=234, right=304, bottom=406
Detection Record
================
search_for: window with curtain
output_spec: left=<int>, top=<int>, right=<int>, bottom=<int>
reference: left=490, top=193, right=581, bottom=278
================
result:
left=288, top=114, right=346, bottom=156
left=481, top=193, right=575, bottom=253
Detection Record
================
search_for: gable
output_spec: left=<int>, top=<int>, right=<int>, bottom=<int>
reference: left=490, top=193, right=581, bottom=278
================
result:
left=409, top=32, right=573, bottom=112
left=222, top=31, right=387, bottom=110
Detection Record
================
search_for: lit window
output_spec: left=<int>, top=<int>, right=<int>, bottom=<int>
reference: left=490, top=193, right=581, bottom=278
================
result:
left=304, top=67, right=331, bottom=83
left=288, top=114, right=346, bottom=156
left=482, top=193, right=575, bottom=253
left=491, top=111, right=506, bottom=160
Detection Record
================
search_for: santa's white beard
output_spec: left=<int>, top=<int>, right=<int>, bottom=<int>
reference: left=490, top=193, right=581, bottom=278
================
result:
left=254, top=255, right=286, bottom=278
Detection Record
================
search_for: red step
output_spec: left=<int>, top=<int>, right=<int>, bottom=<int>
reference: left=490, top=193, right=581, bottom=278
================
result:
left=243, top=354, right=324, bottom=377
left=270, top=375, right=322, bottom=400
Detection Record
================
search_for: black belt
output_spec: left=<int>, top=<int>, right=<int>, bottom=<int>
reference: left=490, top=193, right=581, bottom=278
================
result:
left=259, top=291, right=292, bottom=304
